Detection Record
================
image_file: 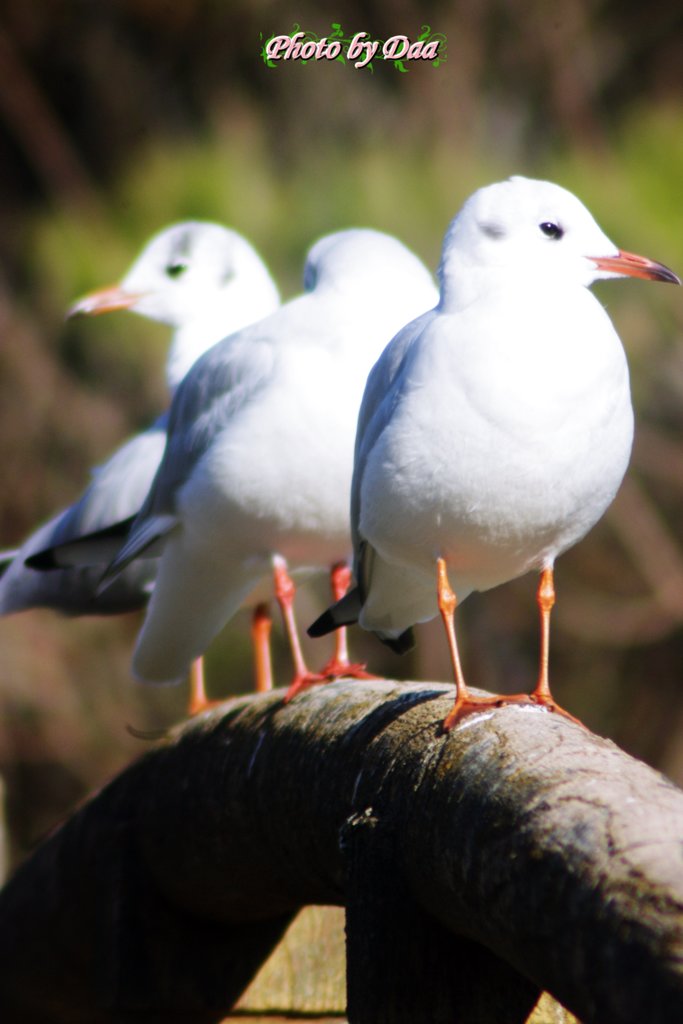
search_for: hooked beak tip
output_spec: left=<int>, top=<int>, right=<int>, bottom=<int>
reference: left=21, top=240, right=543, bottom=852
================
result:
left=592, top=249, right=680, bottom=286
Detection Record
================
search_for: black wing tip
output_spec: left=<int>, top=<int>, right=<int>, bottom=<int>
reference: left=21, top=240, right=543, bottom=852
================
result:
left=307, top=608, right=338, bottom=638
left=25, top=549, right=59, bottom=571
left=308, top=587, right=362, bottom=638
left=379, top=627, right=416, bottom=656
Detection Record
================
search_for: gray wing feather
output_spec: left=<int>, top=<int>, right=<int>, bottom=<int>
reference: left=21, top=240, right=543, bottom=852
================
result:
left=100, top=332, right=276, bottom=586
left=350, top=310, right=435, bottom=578
left=310, top=308, right=433, bottom=641
left=0, top=416, right=169, bottom=615
left=136, top=333, right=276, bottom=519
left=0, top=550, right=19, bottom=578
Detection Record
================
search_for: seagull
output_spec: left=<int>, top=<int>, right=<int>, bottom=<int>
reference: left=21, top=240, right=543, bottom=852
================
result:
left=68, top=220, right=281, bottom=392
left=308, top=177, right=680, bottom=730
left=96, top=229, right=439, bottom=695
left=0, top=222, right=280, bottom=701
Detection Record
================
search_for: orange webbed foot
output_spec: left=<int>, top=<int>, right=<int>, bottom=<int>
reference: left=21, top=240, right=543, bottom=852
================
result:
left=283, top=671, right=329, bottom=703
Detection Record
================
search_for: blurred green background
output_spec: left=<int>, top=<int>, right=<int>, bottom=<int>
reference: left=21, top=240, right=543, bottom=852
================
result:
left=0, top=0, right=682, bottom=866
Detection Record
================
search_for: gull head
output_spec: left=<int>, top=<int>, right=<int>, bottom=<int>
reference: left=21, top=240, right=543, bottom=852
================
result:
left=438, top=176, right=679, bottom=306
left=68, top=221, right=280, bottom=328
left=303, top=228, right=438, bottom=317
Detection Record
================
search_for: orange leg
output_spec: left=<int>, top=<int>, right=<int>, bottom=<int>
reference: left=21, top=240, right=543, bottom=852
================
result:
left=317, top=562, right=376, bottom=681
left=527, top=567, right=583, bottom=724
left=187, top=656, right=211, bottom=716
left=252, top=602, right=273, bottom=692
left=439, top=560, right=582, bottom=732
left=275, top=558, right=326, bottom=702
left=438, top=558, right=505, bottom=731
left=187, top=604, right=273, bottom=714
left=533, top=566, right=555, bottom=704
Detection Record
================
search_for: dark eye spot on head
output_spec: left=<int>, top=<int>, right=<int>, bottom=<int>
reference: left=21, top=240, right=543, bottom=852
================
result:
left=166, top=262, right=188, bottom=279
left=303, top=264, right=317, bottom=291
left=481, top=222, right=506, bottom=240
left=539, top=222, right=564, bottom=240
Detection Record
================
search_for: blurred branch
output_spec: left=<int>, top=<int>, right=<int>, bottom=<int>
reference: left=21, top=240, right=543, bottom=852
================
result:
left=557, top=589, right=677, bottom=645
left=559, top=474, right=683, bottom=645
left=0, top=24, right=103, bottom=214
left=633, top=424, right=683, bottom=488
left=609, top=476, right=683, bottom=618
left=1, top=681, right=683, bottom=1023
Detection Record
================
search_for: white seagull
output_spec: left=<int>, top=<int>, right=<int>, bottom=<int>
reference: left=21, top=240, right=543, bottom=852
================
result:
left=309, top=177, right=679, bottom=730
left=1, top=222, right=280, bottom=700
left=96, top=228, right=439, bottom=695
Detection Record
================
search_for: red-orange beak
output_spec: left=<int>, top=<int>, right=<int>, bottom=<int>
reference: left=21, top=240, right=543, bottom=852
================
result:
left=67, top=284, right=147, bottom=318
left=591, top=249, right=680, bottom=285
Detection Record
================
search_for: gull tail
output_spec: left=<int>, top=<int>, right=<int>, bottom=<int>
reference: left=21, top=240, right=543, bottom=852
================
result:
left=308, top=585, right=415, bottom=655
left=308, top=587, right=362, bottom=637
left=377, top=628, right=416, bottom=655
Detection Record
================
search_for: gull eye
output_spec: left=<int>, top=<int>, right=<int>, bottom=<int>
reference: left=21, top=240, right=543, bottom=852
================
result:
left=165, top=262, right=189, bottom=279
left=539, top=222, right=564, bottom=240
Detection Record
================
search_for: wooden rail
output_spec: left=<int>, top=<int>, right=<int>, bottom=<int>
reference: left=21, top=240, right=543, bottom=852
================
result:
left=1, top=678, right=682, bottom=1023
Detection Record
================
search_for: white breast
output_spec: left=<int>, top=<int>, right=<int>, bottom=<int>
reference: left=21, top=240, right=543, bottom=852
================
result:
left=360, top=284, right=634, bottom=600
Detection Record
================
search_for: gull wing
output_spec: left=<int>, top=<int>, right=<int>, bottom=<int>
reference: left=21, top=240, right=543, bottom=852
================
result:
left=100, top=329, right=276, bottom=586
